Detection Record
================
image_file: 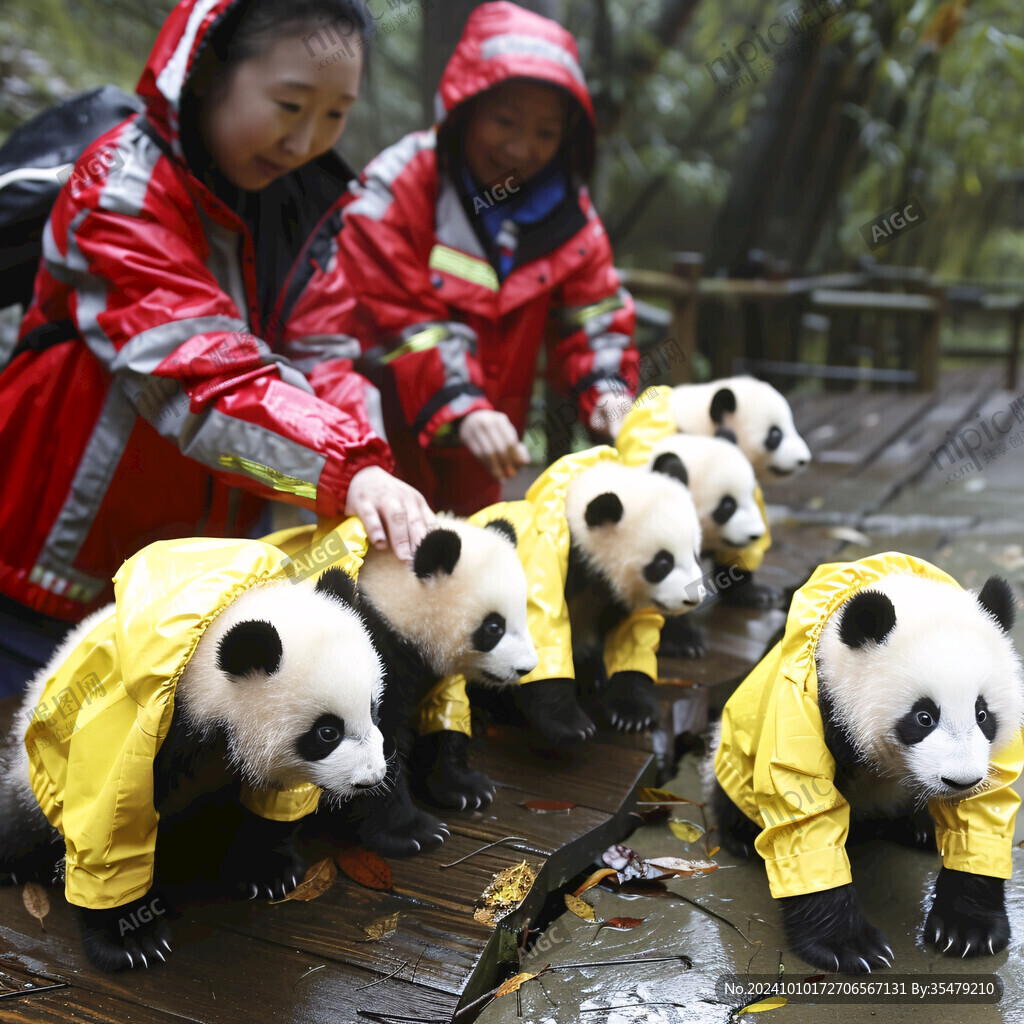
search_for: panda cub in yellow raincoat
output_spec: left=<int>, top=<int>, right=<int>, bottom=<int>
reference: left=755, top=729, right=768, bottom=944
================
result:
left=713, top=553, right=1024, bottom=973
left=0, top=538, right=388, bottom=971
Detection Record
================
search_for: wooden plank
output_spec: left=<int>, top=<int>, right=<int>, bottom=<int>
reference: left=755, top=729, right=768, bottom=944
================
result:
left=0, top=983, right=186, bottom=1024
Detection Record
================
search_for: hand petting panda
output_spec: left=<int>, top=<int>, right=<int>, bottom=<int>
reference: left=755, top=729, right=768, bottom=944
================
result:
left=712, top=555, right=1024, bottom=973
left=343, top=518, right=537, bottom=856
left=0, top=539, right=389, bottom=971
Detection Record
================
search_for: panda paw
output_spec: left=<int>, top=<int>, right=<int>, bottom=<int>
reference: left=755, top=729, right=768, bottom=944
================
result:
left=925, top=867, right=1009, bottom=958
left=658, top=616, right=706, bottom=659
left=237, top=846, right=307, bottom=900
left=79, top=894, right=173, bottom=971
left=410, top=731, right=496, bottom=811
left=517, top=678, right=596, bottom=745
left=718, top=570, right=782, bottom=609
left=780, top=884, right=894, bottom=973
left=600, top=672, right=660, bottom=732
left=358, top=777, right=450, bottom=857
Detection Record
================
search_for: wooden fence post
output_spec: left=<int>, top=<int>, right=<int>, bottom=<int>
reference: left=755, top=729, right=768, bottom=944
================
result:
left=669, top=252, right=702, bottom=383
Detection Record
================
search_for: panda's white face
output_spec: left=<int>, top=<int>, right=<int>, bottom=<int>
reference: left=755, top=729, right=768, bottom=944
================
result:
left=358, top=518, right=538, bottom=687
left=670, top=376, right=811, bottom=481
left=646, top=434, right=764, bottom=551
left=566, top=461, right=705, bottom=614
left=179, top=578, right=388, bottom=805
left=816, top=573, right=1023, bottom=803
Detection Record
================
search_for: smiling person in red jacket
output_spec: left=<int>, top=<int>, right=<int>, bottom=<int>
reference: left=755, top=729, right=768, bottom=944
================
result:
left=0, top=0, right=433, bottom=697
left=339, top=1, right=640, bottom=515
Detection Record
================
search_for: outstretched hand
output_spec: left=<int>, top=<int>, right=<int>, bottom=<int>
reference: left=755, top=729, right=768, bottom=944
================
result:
left=345, top=466, right=433, bottom=564
left=458, top=410, right=530, bottom=479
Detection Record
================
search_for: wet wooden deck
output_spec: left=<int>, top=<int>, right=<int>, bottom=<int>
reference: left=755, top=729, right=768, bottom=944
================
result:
left=0, top=366, right=1012, bottom=1024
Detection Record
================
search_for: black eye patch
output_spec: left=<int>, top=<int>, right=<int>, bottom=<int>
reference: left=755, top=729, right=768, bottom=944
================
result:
left=895, top=697, right=940, bottom=746
left=975, top=696, right=997, bottom=742
left=644, top=550, right=674, bottom=584
left=712, top=495, right=738, bottom=525
left=472, top=612, right=505, bottom=653
left=296, top=713, right=345, bottom=762
left=765, top=426, right=783, bottom=452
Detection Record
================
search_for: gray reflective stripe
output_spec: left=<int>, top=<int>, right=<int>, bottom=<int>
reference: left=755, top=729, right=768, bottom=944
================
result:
left=480, top=33, right=587, bottom=86
left=110, top=315, right=250, bottom=373
left=180, top=406, right=327, bottom=493
left=435, top=175, right=487, bottom=259
left=446, top=392, right=479, bottom=419
left=42, top=207, right=90, bottom=277
left=38, top=383, right=137, bottom=575
left=285, top=335, right=362, bottom=374
left=346, top=131, right=435, bottom=222
left=28, top=564, right=108, bottom=604
left=199, top=206, right=249, bottom=318
left=96, top=122, right=164, bottom=218
left=155, top=0, right=221, bottom=109
left=118, top=370, right=192, bottom=442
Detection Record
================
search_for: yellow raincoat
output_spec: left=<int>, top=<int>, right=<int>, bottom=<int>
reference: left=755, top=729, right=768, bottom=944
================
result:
left=415, top=446, right=666, bottom=736
left=715, top=552, right=1024, bottom=900
left=616, top=385, right=771, bottom=572
left=24, top=538, right=328, bottom=910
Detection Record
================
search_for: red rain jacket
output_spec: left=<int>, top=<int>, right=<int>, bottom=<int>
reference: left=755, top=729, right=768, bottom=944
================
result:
left=0, top=0, right=391, bottom=622
left=338, top=1, right=638, bottom=454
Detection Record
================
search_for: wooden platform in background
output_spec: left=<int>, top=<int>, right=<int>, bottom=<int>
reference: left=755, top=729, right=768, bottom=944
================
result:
left=0, top=367, right=1008, bottom=1023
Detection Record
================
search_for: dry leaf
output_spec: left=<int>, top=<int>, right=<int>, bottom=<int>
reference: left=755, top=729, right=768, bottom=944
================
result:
left=270, top=858, right=337, bottom=903
left=520, top=799, right=576, bottom=813
left=707, top=845, right=721, bottom=858
left=475, top=861, right=536, bottom=926
left=22, top=883, right=49, bottom=932
left=564, top=894, right=596, bottom=921
left=594, top=917, right=645, bottom=936
left=738, top=996, right=788, bottom=1013
left=649, top=857, right=718, bottom=878
left=336, top=843, right=392, bottom=890
left=495, top=971, right=536, bottom=997
left=573, top=867, right=619, bottom=897
left=637, top=786, right=690, bottom=804
left=635, top=806, right=670, bottom=825
left=668, top=819, right=704, bottom=843
left=359, top=912, right=400, bottom=941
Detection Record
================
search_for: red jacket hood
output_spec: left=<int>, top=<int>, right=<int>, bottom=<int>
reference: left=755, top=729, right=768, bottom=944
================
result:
left=135, top=0, right=241, bottom=154
left=436, top=2, right=596, bottom=126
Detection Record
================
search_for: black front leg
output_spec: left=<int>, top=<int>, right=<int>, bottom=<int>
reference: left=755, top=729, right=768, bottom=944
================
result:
left=925, top=867, right=1009, bottom=957
left=598, top=671, right=660, bottom=732
left=658, top=614, right=706, bottom=659
left=79, top=889, right=174, bottom=971
left=715, top=565, right=782, bottom=609
left=779, top=883, right=894, bottom=973
left=409, top=730, right=496, bottom=811
left=517, top=678, right=595, bottom=746
left=223, top=811, right=306, bottom=900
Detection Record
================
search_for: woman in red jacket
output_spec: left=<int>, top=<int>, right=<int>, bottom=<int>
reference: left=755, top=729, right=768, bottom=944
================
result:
left=339, top=1, right=640, bottom=515
left=0, top=0, right=431, bottom=696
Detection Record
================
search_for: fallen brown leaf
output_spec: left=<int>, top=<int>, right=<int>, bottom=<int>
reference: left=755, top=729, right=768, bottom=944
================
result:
left=22, top=883, right=49, bottom=932
left=495, top=971, right=537, bottom=997
left=359, top=912, right=400, bottom=941
left=336, top=843, right=393, bottom=890
left=573, top=867, right=619, bottom=897
left=594, top=917, right=645, bottom=937
left=564, top=893, right=597, bottom=921
left=474, top=860, right=536, bottom=927
left=648, top=856, right=719, bottom=878
left=270, top=858, right=337, bottom=903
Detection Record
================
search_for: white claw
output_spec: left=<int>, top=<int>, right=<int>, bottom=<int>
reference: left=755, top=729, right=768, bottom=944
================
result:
left=457, top=796, right=467, bottom=811
left=248, top=883, right=258, bottom=899
left=161, top=938, right=173, bottom=955
left=944, top=937, right=955, bottom=953
left=832, top=956, right=840, bottom=972
left=154, top=948, right=166, bottom=963
left=858, top=958, right=871, bottom=973
left=883, top=944, right=894, bottom=961
left=125, top=951, right=135, bottom=969
left=410, top=840, right=420, bottom=852
left=988, top=939, right=995, bottom=955
left=962, top=942, right=972, bottom=958
left=878, top=956, right=892, bottom=969
left=138, top=952, right=149, bottom=969
left=933, top=928, right=942, bottom=945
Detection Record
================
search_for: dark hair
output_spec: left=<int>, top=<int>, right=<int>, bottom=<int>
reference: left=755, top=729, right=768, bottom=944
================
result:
left=189, top=0, right=372, bottom=98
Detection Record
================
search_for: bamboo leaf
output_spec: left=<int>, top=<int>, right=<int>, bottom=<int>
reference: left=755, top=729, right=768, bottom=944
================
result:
left=738, top=996, right=788, bottom=1013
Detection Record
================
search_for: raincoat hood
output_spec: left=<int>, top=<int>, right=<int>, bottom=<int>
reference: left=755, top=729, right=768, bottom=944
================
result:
left=716, top=552, right=1024, bottom=899
left=435, top=1, right=597, bottom=182
left=25, top=537, right=311, bottom=909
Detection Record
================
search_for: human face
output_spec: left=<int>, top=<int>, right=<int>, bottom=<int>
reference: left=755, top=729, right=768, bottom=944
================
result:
left=199, top=32, right=361, bottom=192
left=463, top=80, right=568, bottom=187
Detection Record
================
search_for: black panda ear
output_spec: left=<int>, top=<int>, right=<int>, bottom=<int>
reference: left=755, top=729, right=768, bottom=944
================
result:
left=485, top=517, right=518, bottom=548
left=218, top=620, right=283, bottom=677
left=585, top=492, right=623, bottom=528
left=715, top=427, right=738, bottom=445
left=652, top=452, right=688, bottom=487
left=838, top=590, right=897, bottom=649
left=710, top=387, right=737, bottom=425
left=978, top=576, right=1015, bottom=633
left=414, top=528, right=462, bottom=579
left=315, top=567, right=357, bottom=607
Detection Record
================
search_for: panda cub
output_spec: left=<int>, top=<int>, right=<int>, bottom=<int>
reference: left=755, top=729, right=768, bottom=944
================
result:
left=669, top=376, right=810, bottom=608
left=713, top=556, right=1024, bottom=973
left=520, top=458, right=704, bottom=743
left=0, top=550, right=386, bottom=972
left=347, top=518, right=537, bottom=857
left=646, top=433, right=765, bottom=658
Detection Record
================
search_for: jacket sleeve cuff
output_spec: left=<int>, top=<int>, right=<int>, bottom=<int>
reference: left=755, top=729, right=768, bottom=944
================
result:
left=240, top=782, right=322, bottom=821
left=603, top=609, right=664, bottom=678
left=419, top=393, right=493, bottom=447
left=762, top=845, right=853, bottom=899
left=315, top=436, right=395, bottom=518
left=415, top=675, right=472, bottom=736
left=520, top=643, right=575, bottom=684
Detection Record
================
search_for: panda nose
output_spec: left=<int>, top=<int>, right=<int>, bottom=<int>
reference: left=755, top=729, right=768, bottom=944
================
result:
left=796, top=458, right=808, bottom=467
left=515, top=666, right=533, bottom=678
left=749, top=532, right=763, bottom=542
left=941, top=776, right=983, bottom=790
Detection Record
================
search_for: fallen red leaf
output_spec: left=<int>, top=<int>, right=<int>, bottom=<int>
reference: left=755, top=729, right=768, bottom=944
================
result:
left=594, top=916, right=646, bottom=936
left=335, top=843, right=393, bottom=890
left=520, top=799, right=576, bottom=813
